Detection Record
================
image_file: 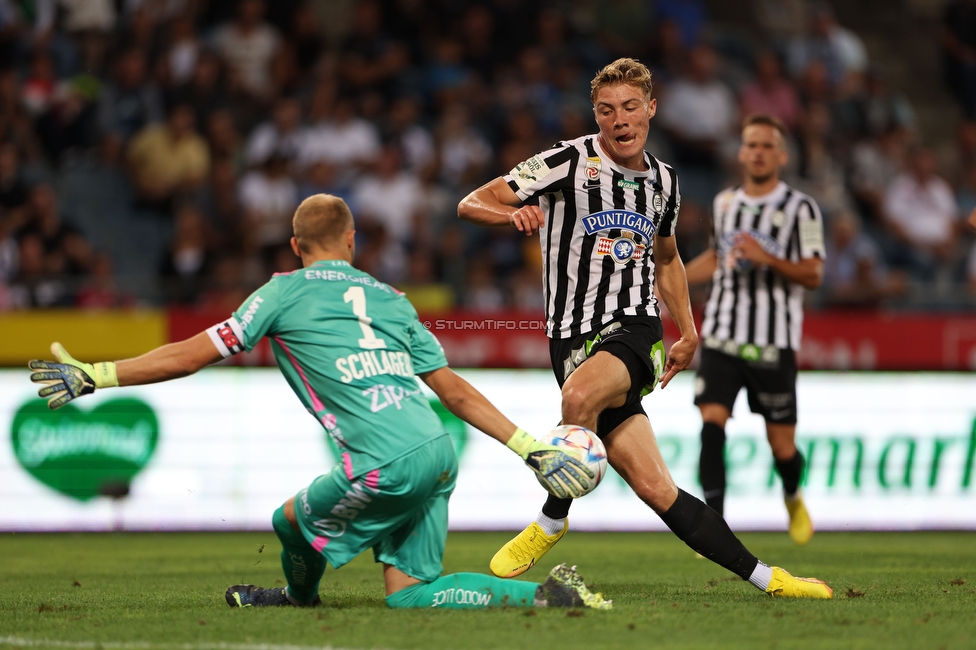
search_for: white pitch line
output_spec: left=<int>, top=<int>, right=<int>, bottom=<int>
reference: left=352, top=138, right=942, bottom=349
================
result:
left=0, top=638, right=371, bottom=650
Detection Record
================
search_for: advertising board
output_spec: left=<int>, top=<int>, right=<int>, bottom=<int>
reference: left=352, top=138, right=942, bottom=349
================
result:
left=1, top=370, right=973, bottom=531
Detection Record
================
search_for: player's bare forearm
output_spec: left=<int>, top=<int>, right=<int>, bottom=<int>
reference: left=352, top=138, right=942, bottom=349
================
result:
left=653, top=236, right=698, bottom=342
left=116, top=332, right=224, bottom=386
left=683, top=248, right=718, bottom=286
left=420, top=366, right=518, bottom=444
left=458, top=177, right=545, bottom=235
left=765, top=256, right=824, bottom=289
left=458, top=178, right=520, bottom=226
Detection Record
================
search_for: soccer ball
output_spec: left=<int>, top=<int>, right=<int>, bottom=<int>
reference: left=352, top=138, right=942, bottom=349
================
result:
left=537, top=424, right=608, bottom=497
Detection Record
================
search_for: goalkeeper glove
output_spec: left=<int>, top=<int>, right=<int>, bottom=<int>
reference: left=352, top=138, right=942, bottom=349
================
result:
left=28, top=342, right=118, bottom=409
left=506, top=428, right=595, bottom=499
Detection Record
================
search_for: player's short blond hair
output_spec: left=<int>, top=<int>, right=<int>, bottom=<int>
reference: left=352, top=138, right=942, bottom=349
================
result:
left=590, top=58, right=653, bottom=103
left=293, top=194, right=354, bottom=253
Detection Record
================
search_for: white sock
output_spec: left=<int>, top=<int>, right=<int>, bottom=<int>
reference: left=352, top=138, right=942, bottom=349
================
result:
left=748, top=561, right=773, bottom=591
left=536, top=511, right=565, bottom=536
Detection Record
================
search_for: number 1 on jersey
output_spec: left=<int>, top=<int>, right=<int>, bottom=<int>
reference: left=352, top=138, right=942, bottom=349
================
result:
left=343, top=286, right=388, bottom=350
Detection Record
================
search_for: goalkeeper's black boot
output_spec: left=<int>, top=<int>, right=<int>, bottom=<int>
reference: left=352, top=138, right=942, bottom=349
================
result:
left=225, top=584, right=320, bottom=607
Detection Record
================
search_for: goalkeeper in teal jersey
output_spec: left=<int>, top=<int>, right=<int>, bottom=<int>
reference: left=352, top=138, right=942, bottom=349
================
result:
left=28, top=194, right=612, bottom=611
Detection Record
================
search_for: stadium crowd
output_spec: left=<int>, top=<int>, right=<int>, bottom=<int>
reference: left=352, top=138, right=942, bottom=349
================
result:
left=0, top=0, right=974, bottom=312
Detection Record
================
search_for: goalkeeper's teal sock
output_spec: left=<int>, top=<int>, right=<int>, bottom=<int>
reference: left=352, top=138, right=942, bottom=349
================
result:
left=385, top=573, right=540, bottom=609
left=272, top=505, right=325, bottom=604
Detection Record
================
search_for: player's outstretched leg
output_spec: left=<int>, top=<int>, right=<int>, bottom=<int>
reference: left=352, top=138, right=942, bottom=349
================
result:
left=489, top=495, right=570, bottom=577
left=660, top=488, right=832, bottom=599
left=386, top=565, right=611, bottom=610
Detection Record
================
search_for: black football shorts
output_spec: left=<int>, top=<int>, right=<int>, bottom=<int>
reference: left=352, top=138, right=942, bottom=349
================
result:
left=549, top=316, right=665, bottom=438
left=694, top=346, right=798, bottom=425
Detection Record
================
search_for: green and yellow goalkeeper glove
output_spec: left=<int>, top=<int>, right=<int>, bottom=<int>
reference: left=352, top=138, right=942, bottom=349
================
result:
left=28, top=342, right=118, bottom=409
left=506, top=428, right=595, bottom=499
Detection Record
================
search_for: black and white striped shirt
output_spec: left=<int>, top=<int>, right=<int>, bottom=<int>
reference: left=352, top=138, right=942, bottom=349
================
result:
left=701, top=182, right=825, bottom=351
left=504, top=135, right=680, bottom=339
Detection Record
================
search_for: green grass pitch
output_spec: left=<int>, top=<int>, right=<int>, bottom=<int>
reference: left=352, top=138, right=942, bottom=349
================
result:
left=1, top=531, right=974, bottom=650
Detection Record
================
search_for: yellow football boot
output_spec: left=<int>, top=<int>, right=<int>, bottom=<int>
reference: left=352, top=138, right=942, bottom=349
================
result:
left=766, top=566, right=833, bottom=599
left=489, top=520, right=568, bottom=578
left=785, top=493, right=814, bottom=546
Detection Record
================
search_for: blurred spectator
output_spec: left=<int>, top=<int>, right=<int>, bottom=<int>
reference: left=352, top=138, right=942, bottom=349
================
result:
left=352, top=144, right=424, bottom=279
left=35, top=80, right=98, bottom=166
left=0, top=142, right=29, bottom=224
left=24, top=183, right=92, bottom=278
left=299, top=93, right=381, bottom=182
left=659, top=45, right=737, bottom=202
left=76, top=252, right=133, bottom=309
left=822, top=210, right=906, bottom=307
left=297, top=162, right=351, bottom=206
left=159, top=203, right=212, bottom=304
left=171, top=49, right=226, bottom=129
left=957, top=163, right=976, bottom=217
left=942, top=0, right=976, bottom=118
left=7, top=232, right=70, bottom=307
left=59, top=0, right=116, bottom=71
left=205, top=109, right=244, bottom=173
left=510, top=265, right=544, bottom=312
left=0, top=68, right=41, bottom=158
left=20, top=49, right=57, bottom=117
left=98, top=46, right=164, bottom=141
left=435, top=101, right=492, bottom=190
left=739, top=51, right=803, bottom=133
left=239, top=153, right=297, bottom=252
left=850, top=127, right=907, bottom=227
left=213, top=0, right=279, bottom=101
left=245, top=95, right=305, bottom=166
left=883, top=146, right=961, bottom=281
left=386, top=96, right=435, bottom=177
left=595, top=0, right=653, bottom=59
left=126, top=102, right=210, bottom=208
left=752, top=0, right=808, bottom=47
left=338, top=0, right=408, bottom=98
left=937, top=120, right=976, bottom=189
left=833, top=68, right=915, bottom=142
left=196, top=255, right=251, bottom=313
left=787, top=4, right=867, bottom=85
left=795, top=102, right=849, bottom=216
left=160, top=13, right=201, bottom=87
left=462, top=257, right=505, bottom=312
left=197, top=158, right=243, bottom=249
left=424, top=37, right=472, bottom=109
left=286, top=3, right=325, bottom=80
left=460, top=5, right=502, bottom=84
left=655, top=0, right=708, bottom=50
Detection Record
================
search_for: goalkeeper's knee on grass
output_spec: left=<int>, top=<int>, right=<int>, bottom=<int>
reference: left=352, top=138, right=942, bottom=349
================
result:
left=272, top=504, right=326, bottom=605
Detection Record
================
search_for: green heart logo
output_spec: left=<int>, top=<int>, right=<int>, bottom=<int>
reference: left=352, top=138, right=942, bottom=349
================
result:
left=11, top=398, right=159, bottom=502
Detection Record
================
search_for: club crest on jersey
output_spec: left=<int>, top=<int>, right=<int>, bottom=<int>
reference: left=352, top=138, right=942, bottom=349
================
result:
left=598, top=236, right=645, bottom=264
left=652, top=192, right=664, bottom=214
left=581, top=210, right=657, bottom=239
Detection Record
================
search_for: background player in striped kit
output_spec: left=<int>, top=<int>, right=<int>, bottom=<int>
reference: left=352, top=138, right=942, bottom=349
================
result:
left=459, top=60, right=831, bottom=598
left=685, top=114, right=825, bottom=545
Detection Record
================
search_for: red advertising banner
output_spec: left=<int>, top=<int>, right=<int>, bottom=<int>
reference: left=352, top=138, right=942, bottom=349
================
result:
left=167, top=308, right=976, bottom=371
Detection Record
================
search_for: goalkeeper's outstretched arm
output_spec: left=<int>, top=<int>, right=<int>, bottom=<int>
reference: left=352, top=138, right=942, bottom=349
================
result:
left=420, top=366, right=593, bottom=498
left=29, top=332, right=224, bottom=409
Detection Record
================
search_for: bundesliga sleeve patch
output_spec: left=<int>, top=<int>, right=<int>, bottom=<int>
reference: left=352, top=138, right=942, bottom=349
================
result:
left=206, top=317, right=245, bottom=358
left=509, top=154, right=552, bottom=191
left=799, top=218, right=825, bottom=254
